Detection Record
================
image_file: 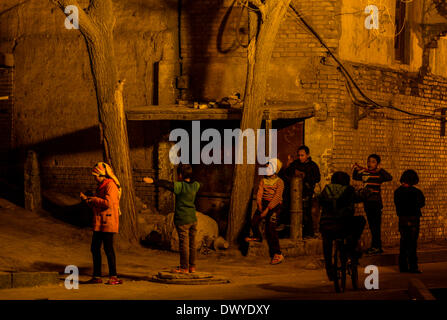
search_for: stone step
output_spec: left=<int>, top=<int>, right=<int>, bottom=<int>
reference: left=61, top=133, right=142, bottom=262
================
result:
left=151, top=270, right=230, bottom=285
left=247, top=238, right=323, bottom=257
left=0, top=272, right=59, bottom=289
left=157, top=271, right=213, bottom=280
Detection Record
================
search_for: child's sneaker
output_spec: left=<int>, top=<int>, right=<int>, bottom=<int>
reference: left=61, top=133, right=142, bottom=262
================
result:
left=245, top=237, right=261, bottom=242
left=368, top=248, right=383, bottom=255
left=270, top=254, right=284, bottom=265
left=105, top=276, right=123, bottom=285
left=171, top=266, right=189, bottom=274
left=365, top=247, right=382, bottom=255
left=275, top=224, right=286, bottom=232
left=189, top=266, right=196, bottom=273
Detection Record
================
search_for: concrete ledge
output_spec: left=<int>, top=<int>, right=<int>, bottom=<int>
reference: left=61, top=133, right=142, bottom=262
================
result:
left=0, top=272, right=12, bottom=289
left=247, top=238, right=323, bottom=257
left=408, top=278, right=436, bottom=300
left=11, top=272, right=59, bottom=289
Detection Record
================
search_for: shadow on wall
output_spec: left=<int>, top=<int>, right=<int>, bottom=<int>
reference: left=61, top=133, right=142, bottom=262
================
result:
left=182, top=0, right=225, bottom=100
left=15, top=125, right=102, bottom=160
left=13, top=121, right=167, bottom=162
left=1, top=121, right=165, bottom=207
left=41, top=190, right=93, bottom=228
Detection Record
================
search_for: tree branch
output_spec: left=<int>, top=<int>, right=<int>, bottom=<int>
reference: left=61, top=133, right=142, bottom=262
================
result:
left=248, top=0, right=266, bottom=20
left=85, top=0, right=116, bottom=30
left=249, top=0, right=265, bottom=9
left=50, top=0, right=98, bottom=41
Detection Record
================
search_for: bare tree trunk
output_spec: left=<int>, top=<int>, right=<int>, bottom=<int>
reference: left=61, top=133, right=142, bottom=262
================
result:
left=227, top=0, right=291, bottom=244
left=52, top=0, right=138, bottom=242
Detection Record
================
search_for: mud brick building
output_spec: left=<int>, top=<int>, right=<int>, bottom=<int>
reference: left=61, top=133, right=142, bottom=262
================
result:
left=1, top=0, right=447, bottom=245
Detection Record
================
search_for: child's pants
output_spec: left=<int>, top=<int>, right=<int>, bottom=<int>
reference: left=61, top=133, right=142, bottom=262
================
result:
left=399, top=216, right=420, bottom=271
left=320, top=216, right=366, bottom=278
left=91, top=231, right=116, bottom=277
left=176, top=222, right=198, bottom=269
left=250, top=201, right=282, bottom=258
left=364, top=201, right=382, bottom=249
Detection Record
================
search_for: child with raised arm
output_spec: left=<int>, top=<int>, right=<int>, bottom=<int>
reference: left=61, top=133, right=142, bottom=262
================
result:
left=144, top=164, right=200, bottom=273
left=353, top=154, right=392, bottom=255
left=246, top=158, right=285, bottom=265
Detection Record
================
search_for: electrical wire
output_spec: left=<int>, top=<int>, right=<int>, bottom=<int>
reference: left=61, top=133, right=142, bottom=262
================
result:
left=288, top=3, right=447, bottom=122
left=235, top=0, right=250, bottom=48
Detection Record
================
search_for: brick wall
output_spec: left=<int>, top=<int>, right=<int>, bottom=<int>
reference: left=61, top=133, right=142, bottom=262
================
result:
left=180, top=0, right=447, bottom=246
left=329, top=65, right=447, bottom=246
left=41, top=167, right=157, bottom=206
left=2, top=0, right=446, bottom=246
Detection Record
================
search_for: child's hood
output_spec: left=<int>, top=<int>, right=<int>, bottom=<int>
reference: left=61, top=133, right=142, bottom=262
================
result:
left=323, top=183, right=348, bottom=199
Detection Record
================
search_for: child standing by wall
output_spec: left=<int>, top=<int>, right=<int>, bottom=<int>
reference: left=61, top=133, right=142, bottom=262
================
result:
left=80, top=162, right=123, bottom=285
left=353, top=154, right=392, bottom=255
left=283, top=145, right=321, bottom=238
left=394, top=169, right=425, bottom=273
left=246, top=158, right=285, bottom=265
left=144, top=164, right=200, bottom=273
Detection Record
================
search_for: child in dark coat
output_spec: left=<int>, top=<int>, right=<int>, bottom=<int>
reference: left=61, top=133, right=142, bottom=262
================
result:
left=394, top=169, right=425, bottom=273
left=318, top=171, right=366, bottom=280
left=283, top=145, right=321, bottom=238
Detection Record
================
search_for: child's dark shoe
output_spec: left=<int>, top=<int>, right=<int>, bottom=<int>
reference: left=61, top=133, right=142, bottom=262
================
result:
left=86, top=277, right=102, bottom=284
left=275, top=224, right=286, bottom=232
left=105, top=276, right=123, bottom=285
left=189, top=266, right=196, bottom=273
left=352, top=250, right=363, bottom=260
left=366, top=247, right=382, bottom=255
left=172, top=267, right=189, bottom=274
left=270, top=254, right=284, bottom=265
left=326, top=267, right=335, bottom=281
left=409, top=269, right=422, bottom=274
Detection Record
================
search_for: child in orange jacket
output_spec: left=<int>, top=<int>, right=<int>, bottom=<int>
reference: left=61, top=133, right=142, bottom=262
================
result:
left=246, top=158, right=285, bottom=265
left=81, top=162, right=122, bottom=285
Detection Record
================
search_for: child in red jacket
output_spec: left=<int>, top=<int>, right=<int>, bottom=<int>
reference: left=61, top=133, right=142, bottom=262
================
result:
left=81, top=162, right=122, bottom=285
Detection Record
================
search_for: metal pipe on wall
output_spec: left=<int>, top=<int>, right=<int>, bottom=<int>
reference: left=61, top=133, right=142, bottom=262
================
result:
left=289, top=175, right=303, bottom=240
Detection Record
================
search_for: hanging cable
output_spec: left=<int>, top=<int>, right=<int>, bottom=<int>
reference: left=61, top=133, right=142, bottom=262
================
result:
left=288, top=3, right=447, bottom=121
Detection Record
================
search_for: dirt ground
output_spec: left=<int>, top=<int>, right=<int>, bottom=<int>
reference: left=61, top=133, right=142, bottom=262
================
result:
left=1, top=197, right=446, bottom=300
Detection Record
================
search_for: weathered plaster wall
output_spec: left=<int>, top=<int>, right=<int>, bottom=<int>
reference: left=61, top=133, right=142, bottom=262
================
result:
left=0, top=0, right=178, bottom=169
left=339, top=0, right=424, bottom=71
left=430, top=37, right=447, bottom=77
left=1, top=0, right=447, bottom=244
left=180, top=0, right=248, bottom=101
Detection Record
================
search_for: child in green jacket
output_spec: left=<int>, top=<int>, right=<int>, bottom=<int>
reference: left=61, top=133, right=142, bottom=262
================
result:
left=144, top=164, right=200, bottom=273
